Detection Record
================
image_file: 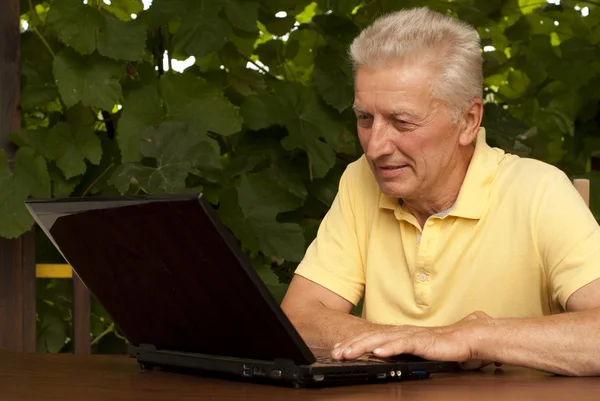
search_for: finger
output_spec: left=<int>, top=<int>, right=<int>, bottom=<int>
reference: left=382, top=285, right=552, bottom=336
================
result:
left=372, top=336, right=415, bottom=358
left=335, top=332, right=391, bottom=360
left=331, top=331, right=376, bottom=359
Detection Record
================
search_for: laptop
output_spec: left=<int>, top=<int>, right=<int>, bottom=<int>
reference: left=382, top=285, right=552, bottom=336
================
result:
left=26, top=194, right=459, bottom=388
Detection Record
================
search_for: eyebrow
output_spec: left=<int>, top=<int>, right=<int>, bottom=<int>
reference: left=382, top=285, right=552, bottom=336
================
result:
left=352, top=105, right=421, bottom=119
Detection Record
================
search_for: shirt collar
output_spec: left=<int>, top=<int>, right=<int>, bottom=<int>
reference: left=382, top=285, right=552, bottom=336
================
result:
left=378, top=127, right=504, bottom=220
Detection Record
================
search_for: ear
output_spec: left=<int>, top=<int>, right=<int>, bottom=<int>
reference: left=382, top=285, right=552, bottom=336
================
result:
left=458, top=99, right=483, bottom=147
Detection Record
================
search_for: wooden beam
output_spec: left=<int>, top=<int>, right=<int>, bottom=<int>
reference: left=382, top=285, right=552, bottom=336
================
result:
left=0, top=0, right=36, bottom=353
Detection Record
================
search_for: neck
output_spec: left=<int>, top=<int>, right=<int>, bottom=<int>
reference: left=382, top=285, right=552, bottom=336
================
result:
left=403, top=146, right=475, bottom=228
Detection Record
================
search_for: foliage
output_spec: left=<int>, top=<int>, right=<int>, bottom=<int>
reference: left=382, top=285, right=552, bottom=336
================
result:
left=10, top=0, right=600, bottom=351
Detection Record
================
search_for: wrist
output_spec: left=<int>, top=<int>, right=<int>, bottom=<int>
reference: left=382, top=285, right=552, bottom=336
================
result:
left=466, top=317, right=496, bottom=361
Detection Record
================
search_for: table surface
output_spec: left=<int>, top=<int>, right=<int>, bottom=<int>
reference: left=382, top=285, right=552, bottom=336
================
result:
left=1, top=353, right=599, bottom=400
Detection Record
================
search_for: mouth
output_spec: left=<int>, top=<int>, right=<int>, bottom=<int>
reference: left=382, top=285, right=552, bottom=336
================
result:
left=376, top=164, right=409, bottom=178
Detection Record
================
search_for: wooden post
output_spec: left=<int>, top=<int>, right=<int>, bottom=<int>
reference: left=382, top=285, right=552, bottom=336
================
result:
left=73, top=275, right=91, bottom=354
left=0, top=0, right=36, bottom=353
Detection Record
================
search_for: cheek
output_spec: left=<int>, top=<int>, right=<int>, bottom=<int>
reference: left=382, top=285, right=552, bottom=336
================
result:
left=357, top=128, right=371, bottom=150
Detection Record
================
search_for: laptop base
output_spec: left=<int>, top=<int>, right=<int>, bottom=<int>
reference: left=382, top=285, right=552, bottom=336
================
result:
left=129, top=344, right=457, bottom=388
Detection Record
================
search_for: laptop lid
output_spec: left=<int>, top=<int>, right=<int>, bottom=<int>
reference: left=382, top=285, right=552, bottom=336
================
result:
left=26, top=194, right=316, bottom=365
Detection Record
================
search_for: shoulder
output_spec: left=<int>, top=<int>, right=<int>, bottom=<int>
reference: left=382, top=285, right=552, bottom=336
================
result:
left=338, top=154, right=382, bottom=215
left=491, top=152, right=581, bottom=217
left=495, top=153, right=571, bottom=194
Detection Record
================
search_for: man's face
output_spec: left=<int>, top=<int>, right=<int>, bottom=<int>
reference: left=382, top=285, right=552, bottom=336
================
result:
left=353, top=62, right=463, bottom=201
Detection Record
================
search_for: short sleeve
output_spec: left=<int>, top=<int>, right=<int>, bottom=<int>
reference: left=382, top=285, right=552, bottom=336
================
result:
left=294, top=167, right=365, bottom=305
left=535, top=170, right=600, bottom=309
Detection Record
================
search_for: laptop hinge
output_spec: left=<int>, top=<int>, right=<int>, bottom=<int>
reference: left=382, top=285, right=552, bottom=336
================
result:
left=139, top=343, right=157, bottom=351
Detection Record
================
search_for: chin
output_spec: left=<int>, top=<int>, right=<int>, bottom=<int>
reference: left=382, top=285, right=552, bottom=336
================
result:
left=378, top=181, right=414, bottom=200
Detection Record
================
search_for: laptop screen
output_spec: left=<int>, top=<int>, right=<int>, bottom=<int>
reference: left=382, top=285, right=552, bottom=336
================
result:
left=27, top=195, right=315, bottom=364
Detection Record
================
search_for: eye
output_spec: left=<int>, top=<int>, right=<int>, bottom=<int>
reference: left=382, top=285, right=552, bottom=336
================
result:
left=357, top=114, right=371, bottom=120
left=393, top=119, right=415, bottom=129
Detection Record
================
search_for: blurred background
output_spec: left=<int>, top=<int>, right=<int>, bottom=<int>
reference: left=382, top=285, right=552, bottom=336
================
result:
left=3, top=0, right=600, bottom=353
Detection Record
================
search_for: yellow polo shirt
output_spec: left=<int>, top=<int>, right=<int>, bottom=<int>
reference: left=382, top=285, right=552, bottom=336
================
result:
left=294, top=128, right=600, bottom=326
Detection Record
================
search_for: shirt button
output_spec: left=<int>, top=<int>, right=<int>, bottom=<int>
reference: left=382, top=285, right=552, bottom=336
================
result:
left=419, top=273, right=427, bottom=282
left=416, top=235, right=422, bottom=244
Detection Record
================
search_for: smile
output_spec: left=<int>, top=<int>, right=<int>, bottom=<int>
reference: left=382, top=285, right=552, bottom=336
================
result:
left=376, top=165, right=409, bottom=178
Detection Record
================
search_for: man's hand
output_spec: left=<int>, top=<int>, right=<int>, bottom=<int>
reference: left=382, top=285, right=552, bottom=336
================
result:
left=331, top=311, right=499, bottom=370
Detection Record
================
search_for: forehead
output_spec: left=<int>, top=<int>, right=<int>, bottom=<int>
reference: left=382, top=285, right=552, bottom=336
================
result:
left=353, top=63, right=436, bottom=115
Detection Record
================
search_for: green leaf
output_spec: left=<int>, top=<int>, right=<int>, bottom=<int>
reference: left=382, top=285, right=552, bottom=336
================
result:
left=316, top=0, right=357, bottom=15
left=20, top=32, right=58, bottom=110
left=519, top=0, right=543, bottom=14
left=217, top=188, right=261, bottom=253
left=109, top=121, right=221, bottom=194
left=482, top=103, right=531, bottom=156
left=109, top=163, right=160, bottom=194
left=171, top=1, right=231, bottom=59
left=275, top=82, right=344, bottom=178
left=14, top=147, right=51, bottom=199
left=239, top=92, right=283, bottom=130
left=263, top=0, right=312, bottom=15
left=0, top=150, right=34, bottom=239
left=46, top=105, right=103, bottom=179
left=237, top=171, right=306, bottom=261
left=96, top=13, right=147, bottom=61
left=117, top=84, right=165, bottom=163
left=498, top=70, right=530, bottom=99
left=311, top=14, right=357, bottom=50
left=36, top=314, right=67, bottom=353
left=255, top=39, right=285, bottom=76
left=48, top=164, right=81, bottom=198
left=224, top=0, right=258, bottom=32
left=9, top=129, right=49, bottom=157
left=160, top=74, right=242, bottom=136
left=48, top=0, right=146, bottom=61
left=534, top=107, right=575, bottom=137
left=313, top=51, right=354, bottom=112
left=287, top=28, right=326, bottom=68
left=47, top=0, right=102, bottom=55
left=53, top=48, right=123, bottom=111
left=102, top=0, right=144, bottom=21
left=226, top=68, right=266, bottom=98
left=240, top=164, right=307, bottom=214
left=262, top=15, right=296, bottom=36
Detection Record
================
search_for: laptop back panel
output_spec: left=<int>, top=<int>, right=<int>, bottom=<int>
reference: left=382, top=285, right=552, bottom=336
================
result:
left=27, top=195, right=314, bottom=365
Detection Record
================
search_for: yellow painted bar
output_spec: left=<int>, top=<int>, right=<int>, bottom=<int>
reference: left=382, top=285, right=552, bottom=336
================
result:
left=36, top=264, right=73, bottom=278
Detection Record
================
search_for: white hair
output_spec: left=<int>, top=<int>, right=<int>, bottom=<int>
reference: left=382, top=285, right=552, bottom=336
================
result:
left=349, top=7, right=483, bottom=122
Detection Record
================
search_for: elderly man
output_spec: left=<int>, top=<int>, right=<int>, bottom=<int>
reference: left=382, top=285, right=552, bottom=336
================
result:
left=281, top=7, right=600, bottom=376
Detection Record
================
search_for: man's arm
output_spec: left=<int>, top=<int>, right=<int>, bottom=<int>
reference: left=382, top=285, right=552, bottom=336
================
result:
left=281, top=275, right=387, bottom=349
left=473, top=278, right=600, bottom=376
left=331, top=278, right=600, bottom=376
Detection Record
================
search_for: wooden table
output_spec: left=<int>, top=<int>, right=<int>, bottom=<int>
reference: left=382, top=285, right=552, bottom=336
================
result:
left=1, top=353, right=599, bottom=400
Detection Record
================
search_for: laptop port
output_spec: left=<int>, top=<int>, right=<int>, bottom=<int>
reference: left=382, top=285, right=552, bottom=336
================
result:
left=313, top=374, right=325, bottom=382
left=377, top=372, right=387, bottom=379
left=253, top=367, right=265, bottom=376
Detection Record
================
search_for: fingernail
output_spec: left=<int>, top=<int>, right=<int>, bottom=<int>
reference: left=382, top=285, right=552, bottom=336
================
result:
left=374, top=348, right=383, bottom=354
left=332, top=349, right=341, bottom=357
left=343, top=347, right=352, bottom=355
left=334, top=343, right=341, bottom=348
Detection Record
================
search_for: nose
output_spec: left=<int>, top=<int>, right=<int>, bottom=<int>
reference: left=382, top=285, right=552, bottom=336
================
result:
left=365, top=118, right=395, bottom=161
